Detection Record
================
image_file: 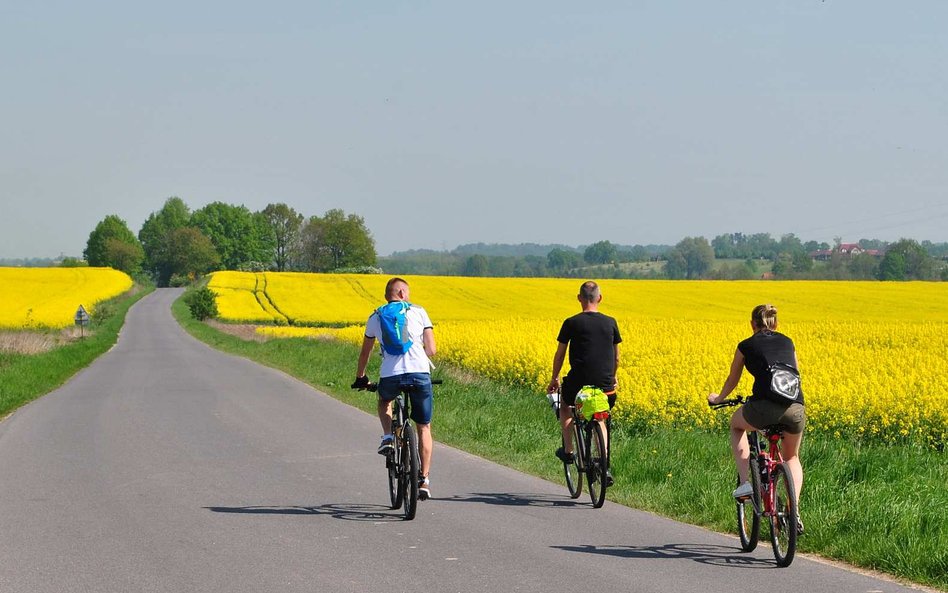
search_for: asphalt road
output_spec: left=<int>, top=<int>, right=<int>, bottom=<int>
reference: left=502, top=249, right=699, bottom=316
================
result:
left=0, top=289, right=923, bottom=592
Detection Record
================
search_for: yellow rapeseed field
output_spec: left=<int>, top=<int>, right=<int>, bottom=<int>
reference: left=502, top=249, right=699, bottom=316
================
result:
left=1, top=267, right=134, bottom=329
left=212, top=272, right=948, bottom=445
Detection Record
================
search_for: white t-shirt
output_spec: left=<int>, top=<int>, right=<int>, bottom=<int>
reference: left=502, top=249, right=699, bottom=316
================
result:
left=364, top=302, right=434, bottom=378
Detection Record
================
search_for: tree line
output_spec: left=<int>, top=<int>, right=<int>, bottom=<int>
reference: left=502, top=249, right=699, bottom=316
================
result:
left=78, top=198, right=946, bottom=283
left=82, top=198, right=377, bottom=286
left=382, top=235, right=948, bottom=281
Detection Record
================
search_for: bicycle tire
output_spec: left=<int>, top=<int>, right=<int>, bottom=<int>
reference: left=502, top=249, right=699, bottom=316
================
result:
left=402, top=423, right=420, bottom=520
left=736, top=458, right=761, bottom=552
left=769, top=462, right=798, bottom=567
left=387, top=444, right=403, bottom=510
left=563, top=430, right=582, bottom=498
left=586, top=421, right=607, bottom=508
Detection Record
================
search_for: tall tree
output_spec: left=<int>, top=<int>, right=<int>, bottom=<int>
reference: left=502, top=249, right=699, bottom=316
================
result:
left=462, top=254, right=489, bottom=276
left=261, top=203, right=304, bottom=271
left=84, top=215, right=143, bottom=273
left=191, top=202, right=275, bottom=270
left=165, top=227, right=221, bottom=279
left=299, top=209, right=377, bottom=272
left=583, top=240, right=618, bottom=265
left=778, top=233, right=805, bottom=257
left=665, top=236, right=714, bottom=279
left=139, top=197, right=192, bottom=285
left=879, top=239, right=933, bottom=280
left=848, top=252, right=880, bottom=280
left=102, top=238, right=145, bottom=275
left=547, top=247, right=582, bottom=271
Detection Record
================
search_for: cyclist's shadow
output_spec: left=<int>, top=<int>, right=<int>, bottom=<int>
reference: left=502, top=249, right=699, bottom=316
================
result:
left=205, top=503, right=405, bottom=522
left=551, top=543, right=775, bottom=568
left=437, top=492, right=585, bottom=508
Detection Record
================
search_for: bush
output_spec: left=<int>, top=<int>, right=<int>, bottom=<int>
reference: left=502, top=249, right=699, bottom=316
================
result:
left=91, top=302, right=115, bottom=326
left=169, top=273, right=193, bottom=287
left=185, top=287, right=218, bottom=320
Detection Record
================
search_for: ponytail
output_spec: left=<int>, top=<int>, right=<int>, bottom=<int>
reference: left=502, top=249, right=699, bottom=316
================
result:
left=751, top=304, right=778, bottom=331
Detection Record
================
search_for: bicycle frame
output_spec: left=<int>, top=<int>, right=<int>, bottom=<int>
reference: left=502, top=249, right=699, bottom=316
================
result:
left=747, top=429, right=784, bottom=518
left=391, top=392, right=410, bottom=444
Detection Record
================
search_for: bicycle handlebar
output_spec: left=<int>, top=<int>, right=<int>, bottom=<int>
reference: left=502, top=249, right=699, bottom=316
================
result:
left=351, top=378, right=443, bottom=393
left=709, top=395, right=745, bottom=409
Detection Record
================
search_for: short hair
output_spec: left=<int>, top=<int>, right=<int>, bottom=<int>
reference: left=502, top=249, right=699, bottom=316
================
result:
left=578, top=281, right=600, bottom=303
left=751, top=304, right=778, bottom=331
left=385, top=277, right=409, bottom=300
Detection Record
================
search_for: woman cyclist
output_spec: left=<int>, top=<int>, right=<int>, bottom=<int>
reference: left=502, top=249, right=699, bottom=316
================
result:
left=708, top=304, right=805, bottom=533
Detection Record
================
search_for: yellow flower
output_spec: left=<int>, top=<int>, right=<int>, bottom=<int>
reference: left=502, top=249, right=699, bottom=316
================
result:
left=1, top=267, right=133, bottom=329
left=210, top=273, right=948, bottom=446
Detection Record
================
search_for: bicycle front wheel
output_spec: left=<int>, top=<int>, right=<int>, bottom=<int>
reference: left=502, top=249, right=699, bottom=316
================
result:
left=736, top=458, right=761, bottom=552
left=401, top=423, right=420, bottom=520
left=564, top=429, right=582, bottom=498
left=769, top=462, right=798, bottom=567
left=586, top=421, right=608, bottom=508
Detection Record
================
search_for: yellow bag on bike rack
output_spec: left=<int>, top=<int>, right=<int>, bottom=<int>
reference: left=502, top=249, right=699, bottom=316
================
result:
left=576, top=386, right=610, bottom=420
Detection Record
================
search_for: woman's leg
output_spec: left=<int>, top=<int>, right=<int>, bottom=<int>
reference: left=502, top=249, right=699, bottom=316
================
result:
left=730, top=408, right=758, bottom=483
left=781, top=431, right=804, bottom=507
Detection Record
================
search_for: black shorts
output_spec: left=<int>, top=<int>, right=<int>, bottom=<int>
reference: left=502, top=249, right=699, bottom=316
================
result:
left=561, top=375, right=616, bottom=408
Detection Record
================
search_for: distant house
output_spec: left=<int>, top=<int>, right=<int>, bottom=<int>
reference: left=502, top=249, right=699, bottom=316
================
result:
left=809, top=243, right=883, bottom=261
left=838, top=243, right=863, bottom=256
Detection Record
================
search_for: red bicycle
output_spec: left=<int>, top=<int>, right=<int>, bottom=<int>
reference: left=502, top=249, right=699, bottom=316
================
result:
left=711, top=396, right=798, bottom=567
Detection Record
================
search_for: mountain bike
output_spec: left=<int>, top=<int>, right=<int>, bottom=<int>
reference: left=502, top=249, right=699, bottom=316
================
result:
left=549, top=390, right=611, bottom=508
left=354, top=378, right=441, bottom=521
left=710, top=396, right=798, bottom=567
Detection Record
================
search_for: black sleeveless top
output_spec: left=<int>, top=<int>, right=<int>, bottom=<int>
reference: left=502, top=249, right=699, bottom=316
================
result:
left=737, top=330, right=804, bottom=405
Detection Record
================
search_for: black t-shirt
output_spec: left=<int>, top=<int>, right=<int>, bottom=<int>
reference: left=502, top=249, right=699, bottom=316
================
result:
left=737, top=330, right=804, bottom=405
left=557, top=311, right=622, bottom=390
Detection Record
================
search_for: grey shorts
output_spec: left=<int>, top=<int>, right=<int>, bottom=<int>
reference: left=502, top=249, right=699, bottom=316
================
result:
left=742, top=399, right=806, bottom=434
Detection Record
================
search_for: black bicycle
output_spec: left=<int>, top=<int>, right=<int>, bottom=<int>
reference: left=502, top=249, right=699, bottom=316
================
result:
left=354, top=378, right=441, bottom=521
left=549, top=390, right=611, bottom=508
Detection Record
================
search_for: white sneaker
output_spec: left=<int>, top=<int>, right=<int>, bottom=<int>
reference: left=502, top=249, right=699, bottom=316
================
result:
left=733, top=481, right=754, bottom=499
left=418, top=476, right=431, bottom=501
left=377, top=435, right=394, bottom=455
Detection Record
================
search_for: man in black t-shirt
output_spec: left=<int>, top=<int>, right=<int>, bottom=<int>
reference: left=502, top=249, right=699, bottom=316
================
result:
left=547, top=281, right=622, bottom=470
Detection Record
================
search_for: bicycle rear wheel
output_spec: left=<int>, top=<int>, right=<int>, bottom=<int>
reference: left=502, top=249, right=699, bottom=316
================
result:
left=564, top=428, right=582, bottom=498
left=401, top=423, right=420, bottom=520
left=387, top=446, right=403, bottom=510
left=586, top=421, right=607, bottom=508
left=736, top=458, right=761, bottom=552
left=769, top=462, right=798, bottom=567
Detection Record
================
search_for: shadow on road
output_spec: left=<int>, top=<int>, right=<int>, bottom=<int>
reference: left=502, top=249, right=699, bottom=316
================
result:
left=204, top=503, right=404, bottom=522
left=437, top=491, right=584, bottom=508
left=551, top=543, right=776, bottom=568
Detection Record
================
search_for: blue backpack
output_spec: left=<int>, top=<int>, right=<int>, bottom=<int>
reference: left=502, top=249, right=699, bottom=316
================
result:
left=376, top=301, right=413, bottom=355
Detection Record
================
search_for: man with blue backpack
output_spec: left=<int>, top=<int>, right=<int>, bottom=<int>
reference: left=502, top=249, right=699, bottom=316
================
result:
left=353, top=277, right=437, bottom=499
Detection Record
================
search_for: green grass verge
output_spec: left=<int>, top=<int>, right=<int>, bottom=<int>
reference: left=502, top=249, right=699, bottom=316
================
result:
left=173, top=292, right=947, bottom=590
left=0, top=285, right=153, bottom=417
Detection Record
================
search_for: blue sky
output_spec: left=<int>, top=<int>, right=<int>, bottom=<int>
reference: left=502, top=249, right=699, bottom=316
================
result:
left=2, top=1, right=947, bottom=258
